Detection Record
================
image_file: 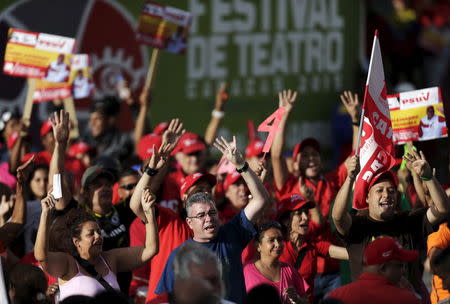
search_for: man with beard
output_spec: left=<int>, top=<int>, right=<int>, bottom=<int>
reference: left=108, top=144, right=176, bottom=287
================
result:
left=332, top=150, right=449, bottom=301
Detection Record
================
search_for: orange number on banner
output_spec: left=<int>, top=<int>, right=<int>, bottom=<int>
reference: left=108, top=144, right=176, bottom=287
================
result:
left=257, top=106, right=286, bottom=153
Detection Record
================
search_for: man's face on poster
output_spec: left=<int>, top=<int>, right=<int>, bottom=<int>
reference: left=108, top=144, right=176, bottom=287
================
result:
left=427, top=106, right=435, bottom=119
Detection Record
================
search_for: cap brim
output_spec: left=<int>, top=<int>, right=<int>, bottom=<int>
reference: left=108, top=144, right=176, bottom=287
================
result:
left=395, top=249, right=419, bottom=263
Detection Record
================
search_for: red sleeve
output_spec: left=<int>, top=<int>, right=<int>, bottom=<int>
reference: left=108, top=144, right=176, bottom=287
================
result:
left=314, top=241, right=331, bottom=257
left=129, top=217, right=146, bottom=247
left=438, top=116, right=446, bottom=122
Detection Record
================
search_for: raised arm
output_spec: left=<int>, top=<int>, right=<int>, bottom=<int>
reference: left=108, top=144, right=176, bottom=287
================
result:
left=214, top=136, right=270, bottom=223
left=271, top=90, right=298, bottom=190
left=34, top=193, right=72, bottom=278
left=329, top=245, right=349, bottom=260
left=332, top=155, right=359, bottom=236
left=48, top=110, right=72, bottom=210
left=111, top=187, right=159, bottom=272
left=204, top=82, right=227, bottom=145
left=0, top=156, right=34, bottom=247
left=404, top=150, right=450, bottom=225
left=8, top=120, right=29, bottom=174
left=299, top=177, right=323, bottom=225
left=134, top=89, right=150, bottom=147
left=339, top=91, right=361, bottom=151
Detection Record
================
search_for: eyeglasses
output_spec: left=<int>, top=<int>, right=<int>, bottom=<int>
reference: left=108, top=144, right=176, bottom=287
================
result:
left=187, top=209, right=218, bottom=220
left=120, top=183, right=137, bottom=190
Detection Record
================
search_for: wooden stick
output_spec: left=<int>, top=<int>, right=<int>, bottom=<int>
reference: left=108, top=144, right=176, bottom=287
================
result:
left=62, top=96, right=79, bottom=139
left=22, top=78, right=36, bottom=126
left=144, top=48, right=160, bottom=92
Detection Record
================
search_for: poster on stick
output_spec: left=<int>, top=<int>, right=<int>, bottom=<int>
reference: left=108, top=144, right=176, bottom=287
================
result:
left=136, top=2, right=192, bottom=54
left=388, top=87, right=447, bottom=144
left=3, top=28, right=75, bottom=80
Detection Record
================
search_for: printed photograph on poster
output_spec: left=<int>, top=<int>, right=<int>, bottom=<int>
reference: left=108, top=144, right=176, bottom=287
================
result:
left=3, top=28, right=76, bottom=80
left=388, top=87, right=448, bottom=144
left=136, top=2, right=192, bottom=54
left=33, top=54, right=94, bottom=103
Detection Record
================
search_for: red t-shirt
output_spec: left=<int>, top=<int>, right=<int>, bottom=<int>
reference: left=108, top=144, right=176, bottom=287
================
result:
left=327, top=272, right=420, bottom=304
left=20, top=251, right=57, bottom=286
left=146, top=205, right=192, bottom=304
left=279, top=240, right=330, bottom=302
left=158, top=169, right=185, bottom=212
left=129, top=217, right=150, bottom=297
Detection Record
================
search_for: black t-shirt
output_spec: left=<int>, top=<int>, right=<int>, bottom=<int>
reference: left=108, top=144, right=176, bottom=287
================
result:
left=339, top=208, right=437, bottom=292
left=94, top=200, right=136, bottom=251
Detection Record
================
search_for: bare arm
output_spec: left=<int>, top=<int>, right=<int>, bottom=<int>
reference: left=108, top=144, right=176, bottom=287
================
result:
left=404, top=151, right=450, bottom=225
left=112, top=188, right=159, bottom=272
left=298, top=177, right=323, bottom=225
left=271, top=90, right=298, bottom=190
left=332, top=155, right=359, bottom=236
left=340, top=91, right=361, bottom=151
left=204, top=82, right=227, bottom=145
left=134, top=89, right=150, bottom=147
left=48, top=111, right=72, bottom=210
left=214, top=136, right=270, bottom=223
left=329, top=245, right=349, bottom=260
left=34, top=193, right=71, bottom=278
left=8, top=121, right=29, bottom=174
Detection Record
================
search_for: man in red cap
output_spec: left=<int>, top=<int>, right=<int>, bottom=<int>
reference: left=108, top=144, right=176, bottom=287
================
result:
left=219, top=171, right=252, bottom=223
left=327, top=237, right=420, bottom=304
left=245, top=138, right=265, bottom=171
left=333, top=151, right=450, bottom=301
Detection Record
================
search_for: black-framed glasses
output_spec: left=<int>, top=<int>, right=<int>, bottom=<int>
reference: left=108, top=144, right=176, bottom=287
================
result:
left=120, top=183, right=137, bottom=190
left=187, top=209, right=218, bottom=220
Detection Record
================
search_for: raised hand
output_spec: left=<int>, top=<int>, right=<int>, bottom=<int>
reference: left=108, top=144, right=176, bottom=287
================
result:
left=345, top=155, right=360, bottom=180
left=162, top=118, right=185, bottom=153
left=0, top=194, right=14, bottom=218
left=299, top=177, right=314, bottom=201
left=340, top=90, right=361, bottom=123
left=214, top=82, right=228, bottom=110
left=285, top=286, right=308, bottom=304
left=278, top=89, right=298, bottom=112
left=41, top=193, right=57, bottom=212
left=254, top=160, right=268, bottom=183
left=213, top=136, right=245, bottom=168
left=50, top=110, right=70, bottom=145
left=16, top=154, right=35, bottom=185
left=147, top=144, right=170, bottom=170
left=141, top=187, right=156, bottom=214
left=403, top=150, right=432, bottom=180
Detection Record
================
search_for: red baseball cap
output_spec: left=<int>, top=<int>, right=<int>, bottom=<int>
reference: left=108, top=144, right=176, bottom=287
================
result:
left=153, top=121, right=169, bottom=135
left=277, top=194, right=315, bottom=218
left=40, top=119, right=53, bottom=137
left=180, top=172, right=217, bottom=197
left=292, top=138, right=320, bottom=159
left=68, top=142, right=92, bottom=157
left=223, top=171, right=243, bottom=191
left=245, top=139, right=265, bottom=158
left=173, top=132, right=206, bottom=155
left=137, top=133, right=162, bottom=161
left=368, top=170, right=399, bottom=191
left=363, top=237, right=418, bottom=266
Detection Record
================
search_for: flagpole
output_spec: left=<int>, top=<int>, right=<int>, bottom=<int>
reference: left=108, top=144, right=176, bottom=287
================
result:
left=355, top=29, right=379, bottom=157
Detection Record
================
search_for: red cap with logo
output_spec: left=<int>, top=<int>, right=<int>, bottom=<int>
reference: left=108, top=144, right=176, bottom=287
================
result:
left=223, top=171, right=243, bottom=191
left=6, top=131, right=19, bottom=150
left=40, top=119, right=53, bottom=137
left=363, top=237, right=418, bottom=266
left=172, top=132, right=206, bottom=155
left=292, top=137, right=320, bottom=160
left=245, top=139, right=265, bottom=158
left=137, top=133, right=162, bottom=161
left=68, top=142, right=92, bottom=157
left=277, top=194, right=315, bottom=218
left=180, top=172, right=217, bottom=197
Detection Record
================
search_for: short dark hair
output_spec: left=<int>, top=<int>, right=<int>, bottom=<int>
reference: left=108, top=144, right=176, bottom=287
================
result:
left=119, top=168, right=140, bottom=179
left=90, top=96, right=120, bottom=117
left=255, top=221, right=283, bottom=243
left=185, top=192, right=215, bottom=216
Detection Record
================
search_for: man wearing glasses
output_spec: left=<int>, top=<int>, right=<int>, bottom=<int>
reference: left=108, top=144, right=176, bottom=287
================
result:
left=155, top=137, right=270, bottom=304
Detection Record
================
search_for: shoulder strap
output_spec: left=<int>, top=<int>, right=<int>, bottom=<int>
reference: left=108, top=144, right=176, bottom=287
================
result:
left=294, top=246, right=308, bottom=269
left=73, top=255, right=118, bottom=295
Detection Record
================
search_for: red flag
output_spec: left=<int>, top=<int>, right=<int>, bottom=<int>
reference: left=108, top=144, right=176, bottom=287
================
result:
left=353, top=31, right=396, bottom=209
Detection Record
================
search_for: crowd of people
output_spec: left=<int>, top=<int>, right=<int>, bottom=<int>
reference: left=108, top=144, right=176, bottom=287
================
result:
left=0, top=80, right=449, bottom=304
